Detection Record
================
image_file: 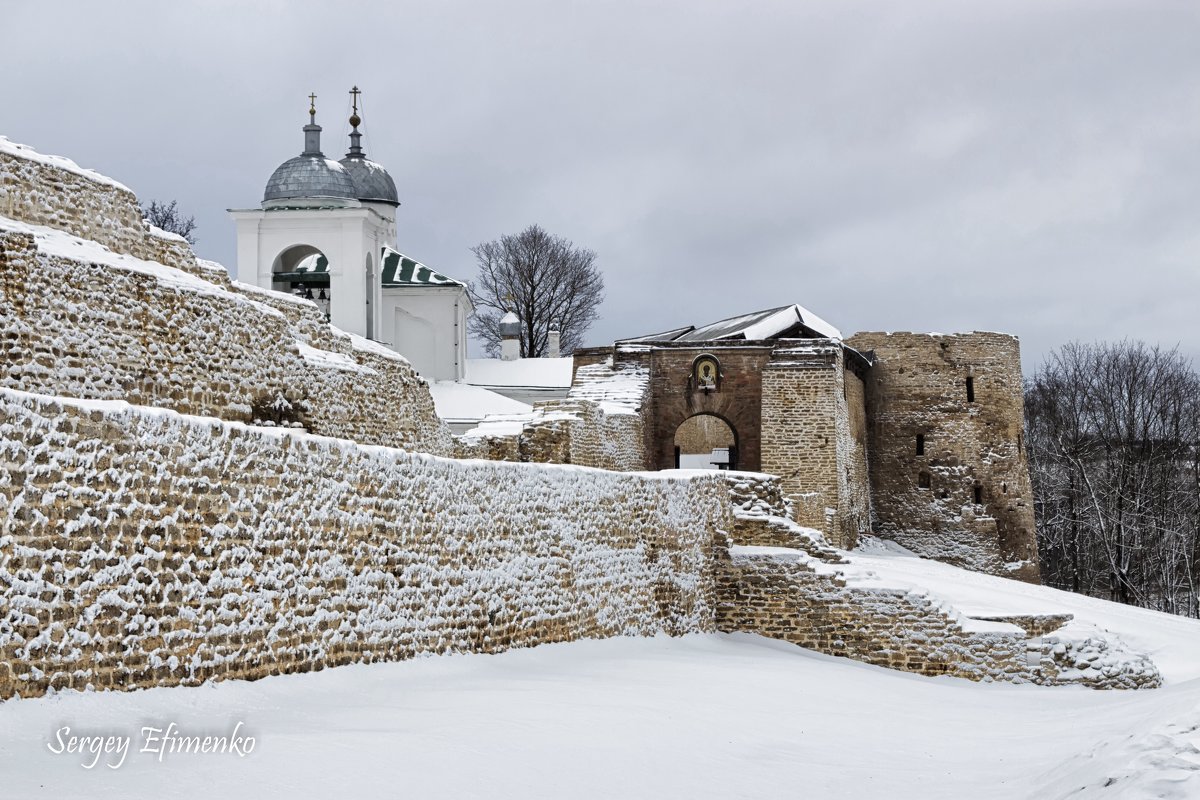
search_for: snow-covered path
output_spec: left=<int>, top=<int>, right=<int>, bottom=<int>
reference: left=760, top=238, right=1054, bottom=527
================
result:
left=2, top=633, right=1197, bottom=799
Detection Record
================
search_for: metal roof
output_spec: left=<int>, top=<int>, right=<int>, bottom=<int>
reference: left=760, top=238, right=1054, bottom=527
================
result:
left=339, top=156, right=399, bottom=206
left=623, top=304, right=843, bottom=343
left=263, top=155, right=358, bottom=204
left=273, top=253, right=329, bottom=282
left=380, top=247, right=464, bottom=287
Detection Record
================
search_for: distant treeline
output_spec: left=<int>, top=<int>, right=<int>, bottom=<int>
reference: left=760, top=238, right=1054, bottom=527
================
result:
left=1026, top=341, right=1200, bottom=617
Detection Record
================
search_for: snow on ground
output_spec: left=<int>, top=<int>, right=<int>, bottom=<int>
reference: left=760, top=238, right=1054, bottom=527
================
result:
left=428, top=381, right=533, bottom=423
left=850, top=537, right=1200, bottom=684
left=2, top=633, right=1198, bottom=800
left=465, top=357, right=573, bottom=388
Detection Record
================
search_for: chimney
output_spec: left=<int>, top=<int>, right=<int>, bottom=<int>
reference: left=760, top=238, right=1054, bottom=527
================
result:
left=547, top=323, right=560, bottom=359
left=499, top=311, right=520, bottom=361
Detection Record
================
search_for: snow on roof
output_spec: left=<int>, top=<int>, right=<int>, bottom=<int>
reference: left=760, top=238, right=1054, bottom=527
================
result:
left=0, top=135, right=132, bottom=192
left=620, top=304, right=842, bottom=344
left=616, top=325, right=697, bottom=344
left=674, top=304, right=842, bottom=342
left=428, top=382, right=532, bottom=423
left=465, top=357, right=574, bottom=389
left=380, top=246, right=464, bottom=287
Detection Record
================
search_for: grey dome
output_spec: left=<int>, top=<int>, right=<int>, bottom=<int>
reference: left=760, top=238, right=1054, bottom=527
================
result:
left=339, top=156, right=399, bottom=206
left=263, top=155, right=358, bottom=204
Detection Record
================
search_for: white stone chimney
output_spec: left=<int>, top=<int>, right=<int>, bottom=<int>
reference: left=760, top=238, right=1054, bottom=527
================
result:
left=499, top=311, right=520, bottom=361
left=547, top=324, right=560, bottom=359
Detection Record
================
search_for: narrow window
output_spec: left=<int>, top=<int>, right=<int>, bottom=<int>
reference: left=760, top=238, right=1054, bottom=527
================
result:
left=918, top=471, right=931, bottom=490
left=966, top=376, right=975, bottom=403
left=1002, top=482, right=1008, bottom=494
left=973, top=486, right=983, bottom=505
left=916, top=434, right=925, bottom=456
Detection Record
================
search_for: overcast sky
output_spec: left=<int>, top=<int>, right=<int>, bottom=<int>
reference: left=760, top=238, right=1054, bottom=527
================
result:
left=5, top=1, right=1198, bottom=370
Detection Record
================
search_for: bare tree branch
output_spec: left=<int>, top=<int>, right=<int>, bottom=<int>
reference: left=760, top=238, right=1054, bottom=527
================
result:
left=466, top=224, right=604, bottom=357
left=142, top=199, right=197, bottom=245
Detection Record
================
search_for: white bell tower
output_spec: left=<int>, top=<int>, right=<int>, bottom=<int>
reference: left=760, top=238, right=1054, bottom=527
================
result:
left=230, top=89, right=472, bottom=382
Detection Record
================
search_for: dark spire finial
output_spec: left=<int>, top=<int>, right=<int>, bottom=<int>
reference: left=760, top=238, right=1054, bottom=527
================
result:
left=302, top=92, right=323, bottom=157
left=346, top=85, right=365, bottom=159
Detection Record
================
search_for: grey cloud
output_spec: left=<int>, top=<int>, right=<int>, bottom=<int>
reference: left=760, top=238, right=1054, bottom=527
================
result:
left=4, top=0, right=1198, bottom=371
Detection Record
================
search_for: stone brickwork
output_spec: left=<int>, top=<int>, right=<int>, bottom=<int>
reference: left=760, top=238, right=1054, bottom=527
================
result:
left=459, top=400, right=647, bottom=471
left=716, top=548, right=1159, bottom=689
left=0, top=388, right=727, bottom=701
left=459, top=357, right=650, bottom=471
left=0, top=145, right=212, bottom=282
left=759, top=344, right=869, bottom=548
left=0, top=223, right=453, bottom=457
left=846, top=332, right=1039, bottom=581
left=645, top=344, right=772, bottom=472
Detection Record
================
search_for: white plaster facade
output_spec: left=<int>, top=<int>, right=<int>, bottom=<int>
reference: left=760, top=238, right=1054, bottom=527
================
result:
left=229, top=109, right=472, bottom=382
left=229, top=205, right=392, bottom=340
left=381, top=284, right=471, bottom=382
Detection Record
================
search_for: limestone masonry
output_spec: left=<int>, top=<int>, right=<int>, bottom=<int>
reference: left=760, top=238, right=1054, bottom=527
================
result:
left=0, top=135, right=1159, bottom=697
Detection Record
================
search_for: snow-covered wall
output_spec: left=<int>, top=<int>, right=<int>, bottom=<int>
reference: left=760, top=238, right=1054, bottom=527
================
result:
left=0, top=221, right=454, bottom=456
left=718, top=473, right=1159, bottom=689
left=460, top=398, right=647, bottom=471
left=0, top=139, right=206, bottom=282
left=0, top=388, right=727, bottom=701
left=717, top=547, right=1159, bottom=689
left=0, top=136, right=454, bottom=457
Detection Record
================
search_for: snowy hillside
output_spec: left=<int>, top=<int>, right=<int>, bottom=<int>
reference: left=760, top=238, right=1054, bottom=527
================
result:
left=4, top=631, right=1198, bottom=800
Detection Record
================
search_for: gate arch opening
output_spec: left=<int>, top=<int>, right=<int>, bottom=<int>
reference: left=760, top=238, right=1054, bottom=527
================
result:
left=674, top=414, right=737, bottom=470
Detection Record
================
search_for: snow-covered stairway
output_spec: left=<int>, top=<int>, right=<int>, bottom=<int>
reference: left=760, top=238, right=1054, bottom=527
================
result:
left=714, top=471, right=1161, bottom=689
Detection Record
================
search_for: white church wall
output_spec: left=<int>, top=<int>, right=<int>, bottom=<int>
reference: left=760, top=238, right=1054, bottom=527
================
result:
left=230, top=207, right=395, bottom=340
left=382, top=285, right=469, bottom=381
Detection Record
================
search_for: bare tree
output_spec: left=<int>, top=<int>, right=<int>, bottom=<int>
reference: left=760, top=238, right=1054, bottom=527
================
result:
left=142, top=199, right=197, bottom=245
left=1027, top=340, right=1200, bottom=616
left=467, top=224, right=604, bottom=357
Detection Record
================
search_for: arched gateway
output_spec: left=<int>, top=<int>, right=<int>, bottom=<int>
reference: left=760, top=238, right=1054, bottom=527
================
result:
left=674, top=413, right=738, bottom=470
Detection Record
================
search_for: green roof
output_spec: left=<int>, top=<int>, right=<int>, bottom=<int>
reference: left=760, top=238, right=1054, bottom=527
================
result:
left=274, top=249, right=464, bottom=288
left=274, top=253, right=329, bottom=282
left=380, top=246, right=463, bottom=287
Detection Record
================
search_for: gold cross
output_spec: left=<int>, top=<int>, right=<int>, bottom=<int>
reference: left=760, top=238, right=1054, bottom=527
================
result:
left=308, top=92, right=317, bottom=115
left=350, top=86, right=361, bottom=115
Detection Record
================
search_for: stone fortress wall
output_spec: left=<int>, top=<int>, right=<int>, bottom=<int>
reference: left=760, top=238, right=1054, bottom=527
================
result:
left=0, top=135, right=1155, bottom=698
left=0, top=389, right=724, bottom=700
left=715, top=473, right=1159, bottom=690
left=759, top=343, right=871, bottom=549
left=846, top=332, right=1039, bottom=581
left=458, top=356, right=650, bottom=471
left=0, top=137, right=720, bottom=700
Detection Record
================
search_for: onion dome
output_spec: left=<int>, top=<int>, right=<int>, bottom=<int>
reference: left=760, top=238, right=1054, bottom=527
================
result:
left=263, top=102, right=358, bottom=207
left=339, top=156, right=399, bottom=206
left=338, top=86, right=399, bottom=206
